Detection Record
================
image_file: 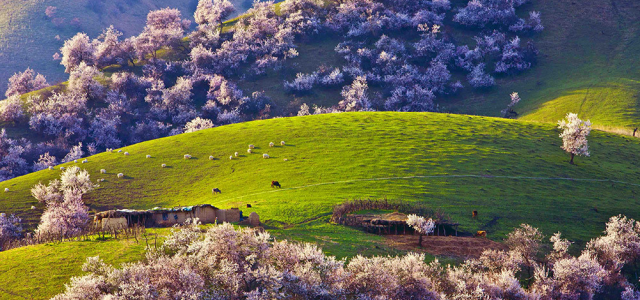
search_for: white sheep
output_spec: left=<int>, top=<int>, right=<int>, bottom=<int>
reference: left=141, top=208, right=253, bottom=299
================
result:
left=269, top=142, right=274, bottom=147
left=60, top=167, right=65, bottom=171
left=48, top=166, right=54, bottom=170
left=146, top=155, right=151, bottom=158
left=97, top=178, right=105, bottom=182
left=283, top=158, right=288, bottom=161
left=234, top=152, right=239, bottom=157
left=31, top=206, right=36, bottom=210
left=247, top=149, right=252, bottom=154
left=209, top=155, right=214, bottom=160
left=74, top=160, right=78, bottom=163
left=100, top=169, right=106, bottom=174
left=229, top=155, right=233, bottom=160
left=184, top=154, right=192, bottom=159
left=106, top=148, right=113, bottom=153
left=281, top=141, right=285, bottom=146
left=117, top=173, right=124, bottom=178
left=124, top=152, right=130, bottom=156
left=82, top=159, right=88, bottom=163
left=263, top=154, right=270, bottom=159
left=161, top=164, right=167, bottom=168
left=117, top=150, right=122, bottom=153
left=249, top=144, right=255, bottom=149
left=4, top=188, right=8, bottom=192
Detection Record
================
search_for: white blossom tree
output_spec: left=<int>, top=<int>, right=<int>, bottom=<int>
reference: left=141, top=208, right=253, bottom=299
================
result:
left=558, top=113, right=591, bottom=164
left=184, top=117, right=215, bottom=133
left=406, top=214, right=435, bottom=246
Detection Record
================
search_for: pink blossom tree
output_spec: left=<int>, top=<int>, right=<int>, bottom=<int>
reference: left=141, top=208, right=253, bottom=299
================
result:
left=60, top=33, right=96, bottom=73
left=0, top=213, right=22, bottom=249
left=5, top=68, right=49, bottom=97
left=0, top=95, right=25, bottom=124
left=134, top=8, right=191, bottom=60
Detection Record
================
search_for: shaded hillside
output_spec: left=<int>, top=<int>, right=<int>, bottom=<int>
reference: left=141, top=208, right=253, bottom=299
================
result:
left=0, top=0, right=251, bottom=93
left=448, top=0, right=640, bottom=130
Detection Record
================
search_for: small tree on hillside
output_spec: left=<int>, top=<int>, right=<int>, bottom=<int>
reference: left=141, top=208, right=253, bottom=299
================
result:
left=501, top=92, right=521, bottom=118
left=406, top=214, right=435, bottom=247
left=558, top=113, right=591, bottom=164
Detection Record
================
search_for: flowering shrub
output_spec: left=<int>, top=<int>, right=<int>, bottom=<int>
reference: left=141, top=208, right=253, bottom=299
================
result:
left=53, top=216, right=640, bottom=299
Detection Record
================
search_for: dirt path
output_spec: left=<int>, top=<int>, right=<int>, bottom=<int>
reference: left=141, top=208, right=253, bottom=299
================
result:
left=384, top=235, right=507, bottom=258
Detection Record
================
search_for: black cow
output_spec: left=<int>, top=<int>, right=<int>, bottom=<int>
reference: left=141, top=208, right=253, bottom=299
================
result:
left=212, top=188, right=222, bottom=194
left=271, top=181, right=281, bottom=188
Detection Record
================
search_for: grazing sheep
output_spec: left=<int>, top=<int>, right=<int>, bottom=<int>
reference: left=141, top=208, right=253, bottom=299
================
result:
left=124, top=152, right=130, bottom=156
left=146, top=155, right=151, bottom=158
left=4, top=188, right=8, bottom=192
left=229, top=155, right=233, bottom=160
left=161, top=164, right=167, bottom=168
left=269, top=142, right=274, bottom=147
left=60, top=167, right=65, bottom=171
left=281, top=141, right=285, bottom=146
left=208, top=156, right=214, bottom=160
left=184, top=154, right=192, bottom=159
left=100, top=169, right=106, bottom=174
left=212, top=188, right=222, bottom=194
left=74, top=160, right=78, bottom=163
left=97, top=179, right=105, bottom=182
left=271, top=181, right=281, bottom=188
left=263, top=154, right=269, bottom=159
left=48, top=166, right=54, bottom=170
left=249, top=144, right=255, bottom=149
left=247, top=149, right=252, bottom=154
left=117, top=150, right=122, bottom=153
left=82, top=159, right=88, bottom=163
left=234, top=152, right=239, bottom=157
left=31, top=206, right=36, bottom=210
left=283, top=158, right=288, bottom=162
left=106, top=148, right=113, bottom=153
left=117, top=173, right=124, bottom=178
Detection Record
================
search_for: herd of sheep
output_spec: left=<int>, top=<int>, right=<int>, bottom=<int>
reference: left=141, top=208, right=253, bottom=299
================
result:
left=2, top=141, right=287, bottom=194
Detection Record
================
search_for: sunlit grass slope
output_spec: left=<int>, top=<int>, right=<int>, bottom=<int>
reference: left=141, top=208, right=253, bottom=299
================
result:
left=1, top=112, right=639, bottom=243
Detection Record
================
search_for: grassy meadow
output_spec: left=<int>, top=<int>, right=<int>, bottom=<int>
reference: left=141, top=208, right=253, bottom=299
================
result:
left=1, top=112, right=640, bottom=298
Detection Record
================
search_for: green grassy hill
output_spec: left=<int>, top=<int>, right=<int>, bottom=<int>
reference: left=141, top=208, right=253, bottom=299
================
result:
left=2, top=111, right=640, bottom=299
left=2, top=112, right=640, bottom=241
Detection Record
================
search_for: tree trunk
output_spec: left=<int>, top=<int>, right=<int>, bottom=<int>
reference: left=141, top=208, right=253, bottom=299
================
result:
left=570, top=153, right=575, bottom=164
left=419, top=234, right=423, bottom=247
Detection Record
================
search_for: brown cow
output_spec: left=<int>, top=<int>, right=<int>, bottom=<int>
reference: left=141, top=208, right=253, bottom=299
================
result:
left=475, top=230, right=487, bottom=238
left=271, top=181, right=281, bottom=188
left=472, top=210, right=478, bottom=218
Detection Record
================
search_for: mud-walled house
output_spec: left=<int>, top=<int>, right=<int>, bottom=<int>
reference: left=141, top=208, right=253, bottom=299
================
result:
left=94, top=204, right=242, bottom=230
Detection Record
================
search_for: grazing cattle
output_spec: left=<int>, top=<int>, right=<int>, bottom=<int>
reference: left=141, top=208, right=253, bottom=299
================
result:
left=472, top=210, right=478, bottom=218
left=247, top=204, right=252, bottom=208
left=475, top=231, right=487, bottom=238
left=212, top=188, right=222, bottom=194
left=271, top=181, right=281, bottom=188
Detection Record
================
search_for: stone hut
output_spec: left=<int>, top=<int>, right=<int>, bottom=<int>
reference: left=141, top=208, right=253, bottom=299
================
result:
left=94, top=204, right=242, bottom=230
